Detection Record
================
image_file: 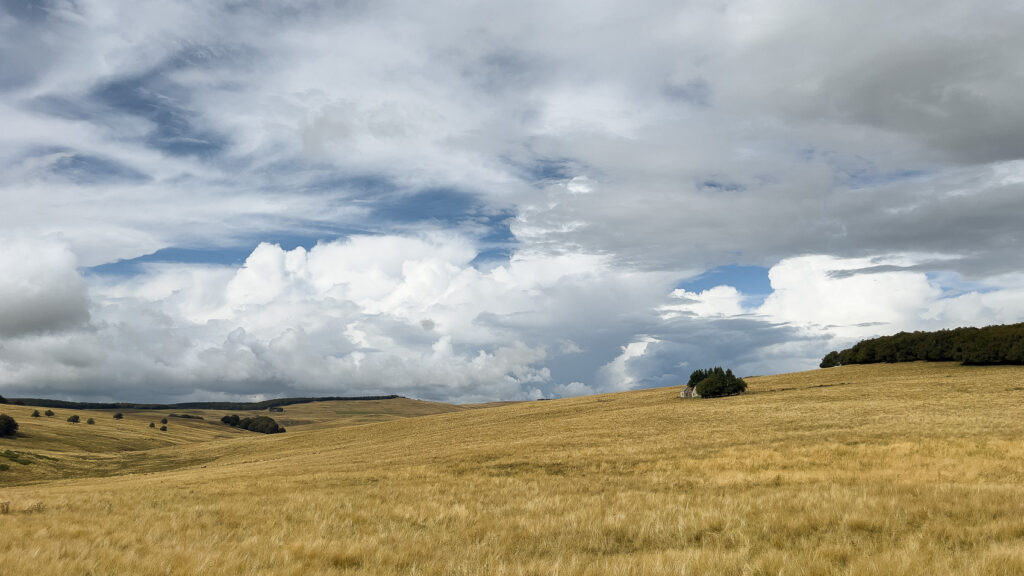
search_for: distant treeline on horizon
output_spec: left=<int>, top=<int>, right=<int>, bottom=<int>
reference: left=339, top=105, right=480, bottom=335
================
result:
left=0, top=395, right=402, bottom=410
left=821, top=323, right=1024, bottom=367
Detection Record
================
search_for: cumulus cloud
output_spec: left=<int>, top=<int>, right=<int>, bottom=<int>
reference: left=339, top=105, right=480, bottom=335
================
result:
left=666, top=254, right=1024, bottom=359
left=0, top=238, right=89, bottom=337
left=0, top=235, right=677, bottom=401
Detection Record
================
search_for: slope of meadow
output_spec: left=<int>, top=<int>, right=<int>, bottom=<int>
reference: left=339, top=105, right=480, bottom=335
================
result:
left=2, top=363, right=1024, bottom=575
left=0, top=397, right=468, bottom=484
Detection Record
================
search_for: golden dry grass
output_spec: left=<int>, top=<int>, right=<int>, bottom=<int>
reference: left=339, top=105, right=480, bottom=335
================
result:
left=0, top=398, right=468, bottom=484
left=2, top=362, right=1024, bottom=575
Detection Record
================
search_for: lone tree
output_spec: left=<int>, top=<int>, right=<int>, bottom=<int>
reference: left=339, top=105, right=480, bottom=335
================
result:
left=0, top=414, right=18, bottom=437
left=149, top=422, right=155, bottom=428
left=31, top=410, right=41, bottom=418
left=113, top=412, right=124, bottom=420
left=44, top=409, right=55, bottom=417
left=67, top=414, right=80, bottom=423
left=687, top=367, right=747, bottom=398
left=86, top=418, right=96, bottom=425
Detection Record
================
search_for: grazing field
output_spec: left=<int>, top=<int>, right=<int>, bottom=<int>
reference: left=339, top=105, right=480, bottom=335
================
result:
left=0, top=397, right=469, bottom=484
left=2, top=363, right=1024, bottom=575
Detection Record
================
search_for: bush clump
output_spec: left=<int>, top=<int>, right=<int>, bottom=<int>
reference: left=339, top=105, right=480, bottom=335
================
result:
left=159, top=425, right=167, bottom=431
left=221, top=414, right=285, bottom=434
left=67, top=415, right=80, bottom=423
left=149, top=422, right=155, bottom=428
left=160, top=417, right=168, bottom=425
left=0, top=414, right=19, bottom=437
left=689, top=367, right=747, bottom=398
left=31, top=410, right=41, bottom=418
left=113, top=412, right=124, bottom=420
left=44, top=410, right=55, bottom=417
left=86, top=418, right=95, bottom=425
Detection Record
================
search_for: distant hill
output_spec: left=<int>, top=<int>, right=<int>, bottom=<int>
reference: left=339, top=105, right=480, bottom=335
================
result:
left=1, top=394, right=401, bottom=411
left=821, top=322, right=1024, bottom=367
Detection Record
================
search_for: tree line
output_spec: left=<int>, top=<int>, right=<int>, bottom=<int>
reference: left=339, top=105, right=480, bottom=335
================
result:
left=820, top=323, right=1024, bottom=367
left=0, top=395, right=400, bottom=410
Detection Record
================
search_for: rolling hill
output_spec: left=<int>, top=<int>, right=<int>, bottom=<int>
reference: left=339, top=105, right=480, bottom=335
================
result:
left=3, top=363, right=1024, bottom=575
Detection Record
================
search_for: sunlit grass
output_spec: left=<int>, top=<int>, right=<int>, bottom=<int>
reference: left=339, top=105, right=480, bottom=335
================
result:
left=3, top=363, right=1024, bottom=574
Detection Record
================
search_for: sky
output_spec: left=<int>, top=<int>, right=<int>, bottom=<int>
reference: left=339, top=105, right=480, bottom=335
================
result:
left=2, top=0, right=1024, bottom=403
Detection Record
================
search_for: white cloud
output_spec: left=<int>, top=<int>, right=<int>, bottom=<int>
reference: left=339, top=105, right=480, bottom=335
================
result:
left=596, top=336, right=659, bottom=393
left=662, top=285, right=746, bottom=319
left=553, top=381, right=596, bottom=397
left=0, top=237, right=89, bottom=337
left=669, top=254, right=1024, bottom=354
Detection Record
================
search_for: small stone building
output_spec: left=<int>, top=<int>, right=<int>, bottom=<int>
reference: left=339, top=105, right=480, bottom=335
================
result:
left=679, top=385, right=700, bottom=398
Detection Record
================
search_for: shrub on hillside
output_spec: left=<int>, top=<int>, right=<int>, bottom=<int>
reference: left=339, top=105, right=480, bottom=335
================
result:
left=113, top=412, right=124, bottom=420
left=168, top=413, right=203, bottom=420
left=44, top=409, right=55, bottom=417
left=31, top=410, right=41, bottom=418
left=0, top=395, right=6, bottom=404
left=159, top=425, right=167, bottom=431
left=67, top=415, right=80, bottom=423
left=160, top=417, right=168, bottom=425
left=86, top=418, right=95, bottom=425
left=690, top=367, right=747, bottom=398
left=221, top=414, right=285, bottom=434
left=149, top=422, right=155, bottom=428
left=0, top=414, right=18, bottom=437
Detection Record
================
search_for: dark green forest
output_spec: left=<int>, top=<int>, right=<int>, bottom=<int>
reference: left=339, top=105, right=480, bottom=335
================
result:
left=0, top=395, right=400, bottom=410
left=820, top=323, right=1024, bottom=367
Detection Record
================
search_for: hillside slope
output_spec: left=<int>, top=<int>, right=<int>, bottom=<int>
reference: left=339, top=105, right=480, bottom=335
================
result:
left=0, top=397, right=468, bottom=484
left=3, top=363, right=1024, bottom=575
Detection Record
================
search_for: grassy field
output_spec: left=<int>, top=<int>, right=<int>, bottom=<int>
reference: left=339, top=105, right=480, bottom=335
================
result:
left=2, top=362, right=1024, bottom=574
left=0, top=397, right=469, bottom=484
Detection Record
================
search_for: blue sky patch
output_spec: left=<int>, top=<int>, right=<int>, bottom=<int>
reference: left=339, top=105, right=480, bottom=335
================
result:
left=371, top=188, right=479, bottom=224
left=678, top=265, right=773, bottom=297
left=89, top=55, right=230, bottom=158
left=926, top=271, right=998, bottom=299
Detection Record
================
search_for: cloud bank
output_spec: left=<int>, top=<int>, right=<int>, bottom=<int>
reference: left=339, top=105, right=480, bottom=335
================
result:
left=1, top=1, right=1023, bottom=400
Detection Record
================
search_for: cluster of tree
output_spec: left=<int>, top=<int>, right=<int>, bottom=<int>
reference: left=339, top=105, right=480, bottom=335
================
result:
left=67, top=415, right=80, bottom=423
left=820, top=323, right=1024, bottom=368
left=0, top=395, right=6, bottom=404
left=167, top=413, right=204, bottom=419
left=0, top=395, right=400, bottom=410
left=220, top=414, right=285, bottom=434
left=687, top=367, right=747, bottom=398
left=0, top=414, right=18, bottom=437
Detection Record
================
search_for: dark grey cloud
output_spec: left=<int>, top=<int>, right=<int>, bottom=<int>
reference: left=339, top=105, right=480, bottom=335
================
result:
left=0, top=239, right=89, bottom=338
